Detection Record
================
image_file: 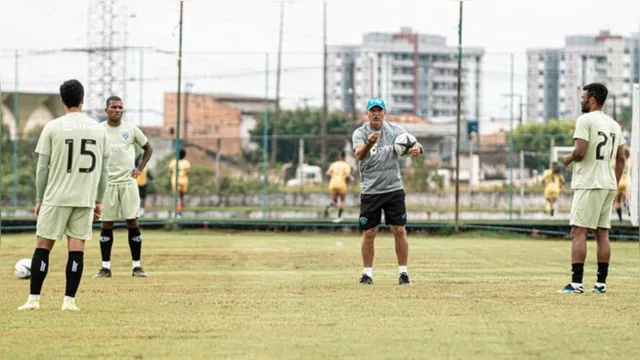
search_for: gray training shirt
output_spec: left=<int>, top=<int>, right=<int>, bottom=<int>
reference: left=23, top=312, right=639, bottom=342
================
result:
left=352, top=121, right=407, bottom=195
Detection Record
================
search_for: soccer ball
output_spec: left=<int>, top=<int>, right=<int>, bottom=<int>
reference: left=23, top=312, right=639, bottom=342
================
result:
left=393, top=133, right=417, bottom=156
left=14, top=258, right=32, bottom=279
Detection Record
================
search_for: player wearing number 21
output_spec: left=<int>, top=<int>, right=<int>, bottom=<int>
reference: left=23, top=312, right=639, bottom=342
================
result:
left=559, top=83, right=626, bottom=295
left=19, top=80, right=110, bottom=311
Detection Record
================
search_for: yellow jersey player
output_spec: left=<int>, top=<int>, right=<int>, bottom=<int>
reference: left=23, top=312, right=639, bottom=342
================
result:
left=94, top=96, right=153, bottom=279
left=135, top=154, right=153, bottom=218
left=559, top=83, right=626, bottom=295
left=169, top=149, right=191, bottom=218
left=613, top=147, right=631, bottom=221
left=542, top=162, right=565, bottom=216
left=19, top=79, right=110, bottom=312
left=323, top=150, right=354, bottom=223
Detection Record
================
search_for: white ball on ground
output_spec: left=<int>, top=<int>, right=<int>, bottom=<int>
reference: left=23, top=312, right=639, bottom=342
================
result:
left=14, top=258, right=32, bottom=279
left=393, top=133, right=417, bottom=157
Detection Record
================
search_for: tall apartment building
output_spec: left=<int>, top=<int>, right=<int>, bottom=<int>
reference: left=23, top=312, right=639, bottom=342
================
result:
left=327, top=27, right=484, bottom=120
left=527, top=30, right=639, bottom=122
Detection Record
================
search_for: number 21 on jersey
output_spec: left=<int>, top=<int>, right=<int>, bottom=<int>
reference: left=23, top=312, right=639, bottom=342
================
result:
left=595, top=131, right=616, bottom=161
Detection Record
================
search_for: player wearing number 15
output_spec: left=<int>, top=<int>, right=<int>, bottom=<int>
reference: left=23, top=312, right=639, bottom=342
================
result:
left=18, top=79, right=110, bottom=312
left=559, top=83, right=626, bottom=295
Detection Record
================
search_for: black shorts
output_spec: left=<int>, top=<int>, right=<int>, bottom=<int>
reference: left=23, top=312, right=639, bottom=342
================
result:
left=138, top=185, right=148, bottom=199
left=359, top=189, right=407, bottom=230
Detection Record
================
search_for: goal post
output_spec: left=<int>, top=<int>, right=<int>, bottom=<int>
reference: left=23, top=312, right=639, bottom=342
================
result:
left=630, top=84, right=640, bottom=226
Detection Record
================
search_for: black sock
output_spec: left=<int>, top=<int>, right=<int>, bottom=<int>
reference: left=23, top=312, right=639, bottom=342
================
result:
left=597, top=262, right=609, bottom=284
left=550, top=208, right=555, bottom=216
left=128, top=227, right=142, bottom=262
left=99, top=228, right=114, bottom=263
left=65, top=251, right=84, bottom=298
left=338, top=208, right=343, bottom=218
left=30, top=248, right=50, bottom=296
left=571, top=263, right=584, bottom=284
left=616, top=207, right=622, bottom=221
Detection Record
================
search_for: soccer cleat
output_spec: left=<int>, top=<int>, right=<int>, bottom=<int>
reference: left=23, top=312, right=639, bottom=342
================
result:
left=399, top=272, right=412, bottom=286
left=18, top=298, right=40, bottom=311
left=588, top=284, right=606, bottom=294
left=132, top=267, right=148, bottom=277
left=557, top=283, right=584, bottom=294
left=332, top=217, right=343, bottom=223
left=92, top=268, right=112, bottom=278
left=61, top=298, right=80, bottom=311
left=359, top=274, right=373, bottom=285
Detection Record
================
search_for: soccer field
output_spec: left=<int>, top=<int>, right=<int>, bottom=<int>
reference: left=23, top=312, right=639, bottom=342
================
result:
left=2, top=231, right=640, bottom=359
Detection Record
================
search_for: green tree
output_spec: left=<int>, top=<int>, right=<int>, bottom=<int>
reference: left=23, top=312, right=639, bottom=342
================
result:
left=618, top=105, right=632, bottom=130
left=247, top=108, right=353, bottom=167
left=0, top=123, right=42, bottom=201
left=512, top=119, right=575, bottom=172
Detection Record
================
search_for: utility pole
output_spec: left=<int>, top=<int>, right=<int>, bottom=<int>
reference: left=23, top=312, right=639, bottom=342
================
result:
left=12, top=50, right=19, bottom=216
left=321, top=0, right=328, bottom=162
left=509, top=52, right=514, bottom=221
left=612, top=94, right=617, bottom=120
left=350, top=60, right=357, bottom=124
left=184, top=82, right=193, bottom=141
left=139, top=49, right=144, bottom=126
left=172, top=0, right=185, bottom=229
left=454, top=0, right=463, bottom=234
left=271, top=0, right=285, bottom=165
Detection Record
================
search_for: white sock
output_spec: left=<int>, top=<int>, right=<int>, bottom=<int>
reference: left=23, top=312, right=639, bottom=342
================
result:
left=132, top=260, right=141, bottom=268
left=28, top=294, right=40, bottom=301
left=595, top=282, right=606, bottom=287
left=571, top=282, right=583, bottom=288
left=64, top=296, right=74, bottom=302
left=102, top=261, right=111, bottom=270
left=399, top=265, right=408, bottom=274
left=363, top=267, right=373, bottom=277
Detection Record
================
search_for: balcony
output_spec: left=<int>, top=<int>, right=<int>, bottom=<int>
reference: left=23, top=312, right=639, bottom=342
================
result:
left=431, top=61, right=459, bottom=69
left=392, top=59, right=415, bottom=68
left=391, top=73, right=414, bottom=81
left=391, top=87, right=415, bottom=96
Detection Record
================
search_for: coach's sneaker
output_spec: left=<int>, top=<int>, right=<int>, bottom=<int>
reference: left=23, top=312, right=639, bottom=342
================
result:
left=18, top=298, right=40, bottom=311
left=359, top=274, right=373, bottom=285
left=61, top=298, right=80, bottom=312
left=399, top=272, right=412, bottom=286
left=132, top=267, right=148, bottom=277
left=588, top=284, right=606, bottom=294
left=557, top=283, right=584, bottom=294
left=93, top=267, right=112, bottom=278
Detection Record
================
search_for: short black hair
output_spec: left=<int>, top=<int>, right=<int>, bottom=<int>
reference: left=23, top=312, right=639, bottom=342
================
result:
left=106, top=95, right=122, bottom=108
left=179, top=149, right=187, bottom=159
left=583, top=83, right=608, bottom=106
left=59, top=80, right=84, bottom=108
left=339, top=150, right=346, bottom=158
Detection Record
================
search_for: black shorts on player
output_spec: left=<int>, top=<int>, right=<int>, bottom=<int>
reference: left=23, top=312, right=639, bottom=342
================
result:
left=358, top=189, right=407, bottom=230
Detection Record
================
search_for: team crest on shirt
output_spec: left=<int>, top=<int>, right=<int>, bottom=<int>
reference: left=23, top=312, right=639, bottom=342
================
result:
left=386, top=131, right=394, bottom=141
left=122, top=130, right=130, bottom=140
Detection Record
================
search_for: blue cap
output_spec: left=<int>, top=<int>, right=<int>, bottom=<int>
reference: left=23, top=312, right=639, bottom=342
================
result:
left=366, top=97, right=386, bottom=110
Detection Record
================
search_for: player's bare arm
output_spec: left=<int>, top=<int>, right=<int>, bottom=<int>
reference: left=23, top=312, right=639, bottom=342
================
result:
left=355, top=132, right=380, bottom=161
left=615, top=144, right=626, bottom=185
left=34, top=154, right=51, bottom=217
left=563, top=139, right=588, bottom=167
left=131, top=141, right=153, bottom=178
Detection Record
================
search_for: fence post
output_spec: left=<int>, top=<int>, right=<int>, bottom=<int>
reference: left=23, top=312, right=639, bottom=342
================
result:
left=299, top=138, right=304, bottom=194
left=215, top=137, right=221, bottom=196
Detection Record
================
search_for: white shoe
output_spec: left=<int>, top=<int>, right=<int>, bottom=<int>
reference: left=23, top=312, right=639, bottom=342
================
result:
left=18, top=298, right=40, bottom=311
left=61, top=298, right=80, bottom=311
left=332, top=217, right=343, bottom=223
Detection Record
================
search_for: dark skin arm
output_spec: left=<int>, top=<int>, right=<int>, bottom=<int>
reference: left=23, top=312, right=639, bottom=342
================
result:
left=131, top=142, right=153, bottom=178
left=614, top=145, right=625, bottom=185
left=563, top=139, right=588, bottom=167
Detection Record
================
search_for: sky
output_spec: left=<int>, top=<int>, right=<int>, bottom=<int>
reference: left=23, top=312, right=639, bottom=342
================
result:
left=1, top=0, right=640, bottom=128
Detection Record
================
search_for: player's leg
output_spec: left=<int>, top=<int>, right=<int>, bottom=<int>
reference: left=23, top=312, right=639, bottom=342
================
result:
left=324, top=189, right=337, bottom=218
left=95, top=184, right=118, bottom=278
left=336, top=190, right=347, bottom=221
left=121, top=183, right=147, bottom=277
left=614, top=192, right=623, bottom=221
left=138, top=185, right=147, bottom=218
left=550, top=197, right=558, bottom=217
left=359, top=194, right=383, bottom=284
left=177, top=186, right=186, bottom=217
left=61, top=207, right=94, bottom=311
left=559, top=189, right=596, bottom=293
left=19, top=205, right=68, bottom=310
left=383, top=190, right=411, bottom=285
left=588, top=189, right=616, bottom=293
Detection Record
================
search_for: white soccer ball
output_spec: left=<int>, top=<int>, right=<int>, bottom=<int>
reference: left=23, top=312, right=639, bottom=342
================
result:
left=393, top=132, right=417, bottom=156
left=14, top=258, right=32, bottom=279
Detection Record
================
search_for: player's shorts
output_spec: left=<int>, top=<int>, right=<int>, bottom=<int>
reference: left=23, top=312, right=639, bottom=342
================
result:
left=171, top=179, right=189, bottom=193
left=544, top=185, right=559, bottom=200
left=36, top=204, right=94, bottom=241
left=329, top=183, right=347, bottom=198
left=102, top=182, right=140, bottom=221
left=570, top=189, right=616, bottom=229
left=359, top=189, right=407, bottom=231
left=138, top=185, right=148, bottom=200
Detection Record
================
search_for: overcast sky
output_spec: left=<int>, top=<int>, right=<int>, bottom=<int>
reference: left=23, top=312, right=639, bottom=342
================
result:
left=2, top=0, right=640, bottom=127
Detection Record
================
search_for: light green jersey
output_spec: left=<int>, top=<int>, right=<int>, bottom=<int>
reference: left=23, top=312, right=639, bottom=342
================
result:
left=102, top=121, right=148, bottom=184
left=35, top=112, right=110, bottom=207
left=571, top=110, right=625, bottom=190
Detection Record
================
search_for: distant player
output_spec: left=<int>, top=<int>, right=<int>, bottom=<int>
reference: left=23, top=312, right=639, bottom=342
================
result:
left=18, top=79, right=110, bottom=311
left=136, top=154, right=154, bottom=218
left=543, top=162, right=565, bottom=216
left=169, top=149, right=191, bottom=218
left=559, top=83, right=626, bottom=294
left=613, top=147, right=631, bottom=221
left=94, top=96, right=153, bottom=279
left=323, top=150, right=354, bottom=223
left=352, top=97, right=423, bottom=285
